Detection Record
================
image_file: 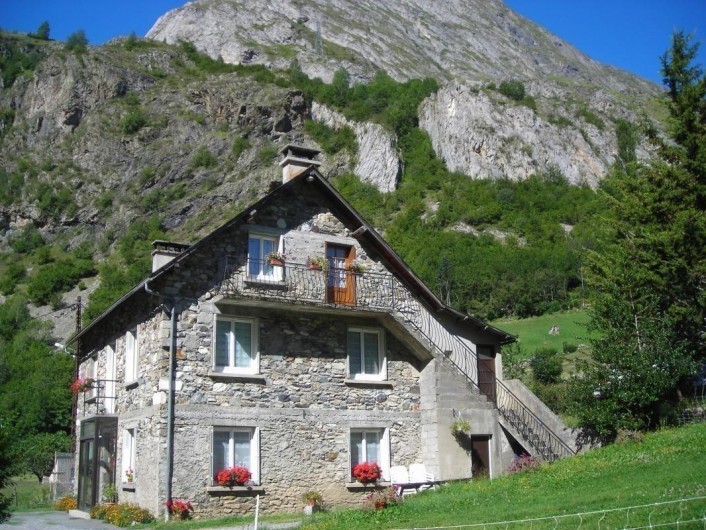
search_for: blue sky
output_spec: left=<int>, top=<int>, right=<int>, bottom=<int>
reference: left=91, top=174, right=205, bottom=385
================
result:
left=0, top=0, right=704, bottom=85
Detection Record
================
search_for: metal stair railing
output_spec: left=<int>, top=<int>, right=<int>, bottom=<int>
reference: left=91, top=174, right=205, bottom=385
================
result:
left=219, top=257, right=575, bottom=461
left=389, top=291, right=575, bottom=462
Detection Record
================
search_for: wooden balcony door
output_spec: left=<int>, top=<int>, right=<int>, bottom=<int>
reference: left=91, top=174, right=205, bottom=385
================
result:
left=326, top=244, right=355, bottom=305
left=477, top=345, right=496, bottom=402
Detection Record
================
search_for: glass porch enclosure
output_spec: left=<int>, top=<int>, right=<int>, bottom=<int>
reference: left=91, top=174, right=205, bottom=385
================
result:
left=77, top=417, right=118, bottom=511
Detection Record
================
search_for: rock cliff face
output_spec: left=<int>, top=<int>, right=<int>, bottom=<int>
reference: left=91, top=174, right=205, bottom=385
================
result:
left=311, top=102, right=400, bottom=192
left=146, top=0, right=663, bottom=187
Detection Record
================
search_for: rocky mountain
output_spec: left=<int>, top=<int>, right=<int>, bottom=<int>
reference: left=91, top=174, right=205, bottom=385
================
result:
left=147, top=0, right=663, bottom=186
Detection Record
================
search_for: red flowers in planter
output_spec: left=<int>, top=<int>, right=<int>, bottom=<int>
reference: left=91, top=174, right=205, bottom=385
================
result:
left=215, top=466, right=252, bottom=488
left=166, top=499, right=193, bottom=520
left=352, top=462, right=382, bottom=484
left=70, top=377, right=95, bottom=394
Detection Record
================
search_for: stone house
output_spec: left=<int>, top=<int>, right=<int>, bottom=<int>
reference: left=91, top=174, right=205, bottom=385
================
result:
left=69, top=145, right=574, bottom=518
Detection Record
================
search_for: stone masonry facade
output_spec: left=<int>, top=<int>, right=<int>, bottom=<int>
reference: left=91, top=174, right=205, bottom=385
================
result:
left=75, top=174, right=513, bottom=519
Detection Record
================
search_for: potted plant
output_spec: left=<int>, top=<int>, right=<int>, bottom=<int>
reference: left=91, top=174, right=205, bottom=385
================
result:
left=215, top=466, right=252, bottom=488
left=352, top=462, right=382, bottom=484
left=306, top=255, right=327, bottom=271
left=266, top=251, right=285, bottom=266
left=346, top=260, right=366, bottom=274
left=166, top=499, right=194, bottom=520
left=70, top=376, right=95, bottom=394
left=125, top=467, right=134, bottom=483
left=102, top=483, right=118, bottom=505
left=302, top=490, right=323, bottom=515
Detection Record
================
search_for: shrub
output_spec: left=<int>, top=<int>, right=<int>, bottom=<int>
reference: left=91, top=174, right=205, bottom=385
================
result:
left=363, top=487, right=401, bottom=511
left=190, top=146, right=217, bottom=170
left=576, top=106, right=605, bottom=130
left=9, top=226, right=44, bottom=254
left=352, top=462, right=382, bottom=484
left=257, top=143, right=278, bottom=165
left=53, top=495, right=77, bottom=511
left=91, top=503, right=154, bottom=527
left=562, top=341, right=578, bottom=354
left=507, top=453, right=540, bottom=473
left=166, top=499, right=193, bottom=520
left=215, top=466, right=251, bottom=487
left=531, top=347, right=563, bottom=384
left=232, top=136, right=250, bottom=159
left=304, top=120, right=357, bottom=155
left=120, top=109, right=147, bottom=134
left=65, top=30, right=88, bottom=53
left=26, top=257, right=95, bottom=305
left=498, top=80, right=526, bottom=101
left=0, top=262, right=27, bottom=295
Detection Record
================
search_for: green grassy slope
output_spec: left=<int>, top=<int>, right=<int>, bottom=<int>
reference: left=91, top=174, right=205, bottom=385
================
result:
left=493, top=309, right=594, bottom=358
left=301, top=423, right=706, bottom=530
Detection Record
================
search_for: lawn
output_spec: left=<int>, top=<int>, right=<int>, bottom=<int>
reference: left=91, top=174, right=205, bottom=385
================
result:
left=1, top=474, right=52, bottom=512
left=300, top=423, right=706, bottom=530
left=493, top=309, right=595, bottom=359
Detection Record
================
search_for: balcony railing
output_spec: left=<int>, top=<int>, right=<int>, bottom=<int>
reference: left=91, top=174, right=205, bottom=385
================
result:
left=219, top=257, right=405, bottom=310
left=80, top=379, right=118, bottom=417
left=219, top=257, right=575, bottom=461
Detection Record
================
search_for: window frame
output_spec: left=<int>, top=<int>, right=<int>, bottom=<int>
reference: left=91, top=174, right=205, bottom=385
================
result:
left=122, top=427, right=136, bottom=483
left=247, top=233, right=282, bottom=281
left=212, top=316, right=259, bottom=374
left=347, top=327, right=386, bottom=381
left=84, top=355, right=98, bottom=400
left=124, top=327, right=138, bottom=383
left=349, top=427, right=390, bottom=482
left=212, top=427, right=260, bottom=485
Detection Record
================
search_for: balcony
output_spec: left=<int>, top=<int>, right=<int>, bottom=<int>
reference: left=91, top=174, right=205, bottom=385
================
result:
left=79, top=379, right=118, bottom=417
left=218, top=257, right=410, bottom=312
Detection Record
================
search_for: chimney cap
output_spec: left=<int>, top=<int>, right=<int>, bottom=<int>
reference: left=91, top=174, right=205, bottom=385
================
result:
left=151, top=240, right=191, bottom=253
left=278, top=144, right=321, bottom=158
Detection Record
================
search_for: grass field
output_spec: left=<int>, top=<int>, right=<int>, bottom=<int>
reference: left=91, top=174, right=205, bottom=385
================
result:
left=1, top=474, right=52, bottom=512
left=492, top=309, right=595, bottom=359
left=300, top=423, right=706, bottom=530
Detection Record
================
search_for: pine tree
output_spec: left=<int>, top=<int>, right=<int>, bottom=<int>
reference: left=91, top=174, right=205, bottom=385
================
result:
left=569, top=31, right=706, bottom=438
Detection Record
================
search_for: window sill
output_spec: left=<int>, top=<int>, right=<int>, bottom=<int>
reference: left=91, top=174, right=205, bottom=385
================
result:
left=122, top=483, right=135, bottom=492
left=344, top=379, right=394, bottom=389
left=244, top=278, right=288, bottom=290
left=346, top=481, right=391, bottom=490
left=207, top=485, right=265, bottom=495
left=124, top=380, right=139, bottom=390
left=207, top=372, right=266, bottom=384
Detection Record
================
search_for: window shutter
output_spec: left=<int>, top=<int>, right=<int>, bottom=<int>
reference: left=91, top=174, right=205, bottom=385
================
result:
left=234, top=322, right=252, bottom=368
left=213, top=431, right=230, bottom=477
left=215, top=320, right=231, bottom=367
left=348, top=331, right=361, bottom=376
left=363, top=332, right=379, bottom=374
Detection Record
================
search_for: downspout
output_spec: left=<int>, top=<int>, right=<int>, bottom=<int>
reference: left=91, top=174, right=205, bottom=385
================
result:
left=145, top=281, right=176, bottom=519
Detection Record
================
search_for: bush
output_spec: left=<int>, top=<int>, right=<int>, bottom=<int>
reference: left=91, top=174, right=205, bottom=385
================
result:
left=507, top=453, right=540, bottom=473
left=10, top=226, right=45, bottom=254
left=304, top=120, right=357, bottom=156
left=530, top=347, right=563, bottom=384
left=91, top=503, right=154, bottom=527
left=231, top=136, right=250, bottom=159
left=562, top=341, right=578, bottom=354
left=190, top=146, right=217, bottom=170
left=65, top=30, right=88, bottom=53
left=120, top=109, right=147, bottom=134
left=26, top=257, right=95, bottom=305
left=0, top=262, right=27, bottom=295
left=363, top=487, right=401, bottom=511
left=53, top=496, right=77, bottom=511
left=498, top=80, right=526, bottom=101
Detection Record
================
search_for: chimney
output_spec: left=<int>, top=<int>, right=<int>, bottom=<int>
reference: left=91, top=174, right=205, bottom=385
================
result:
left=151, top=240, right=191, bottom=272
left=279, top=144, right=321, bottom=183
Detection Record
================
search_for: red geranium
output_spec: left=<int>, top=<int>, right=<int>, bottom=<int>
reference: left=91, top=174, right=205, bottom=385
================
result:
left=352, top=462, right=382, bottom=484
left=166, top=498, right=193, bottom=520
left=70, top=377, right=95, bottom=394
left=215, top=466, right=252, bottom=488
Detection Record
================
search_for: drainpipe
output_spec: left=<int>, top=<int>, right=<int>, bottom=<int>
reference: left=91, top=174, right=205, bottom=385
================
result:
left=145, top=281, right=176, bottom=519
left=166, top=301, right=176, bottom=517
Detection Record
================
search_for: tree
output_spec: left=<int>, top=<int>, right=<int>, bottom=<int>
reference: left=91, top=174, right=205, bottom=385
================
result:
left=569, top=31, right=706, bottom=439
left=0, top=422, right=12, bottom=523
left=21, top=432, right=71, bottom=482
left=32, top=21, right=50, bottom=40
left=65, top=29, right=88, bottom=53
